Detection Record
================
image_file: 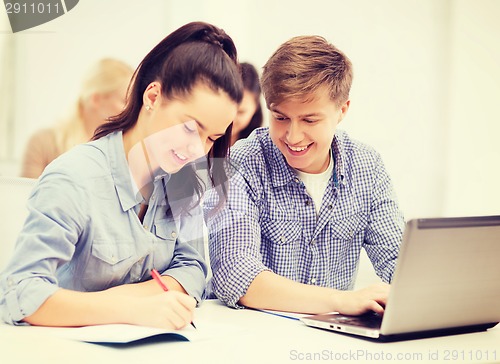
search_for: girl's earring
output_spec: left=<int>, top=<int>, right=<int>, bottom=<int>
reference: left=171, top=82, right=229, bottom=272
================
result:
left=145, top=105, right=153, bottom=111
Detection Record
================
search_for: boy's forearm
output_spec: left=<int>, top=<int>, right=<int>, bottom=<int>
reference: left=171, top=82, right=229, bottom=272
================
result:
left=238, top=271, right=337, bottom=314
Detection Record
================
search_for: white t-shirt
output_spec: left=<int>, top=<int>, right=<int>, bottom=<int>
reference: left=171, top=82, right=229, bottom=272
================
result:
left=294, top=150, right=334, bottom=216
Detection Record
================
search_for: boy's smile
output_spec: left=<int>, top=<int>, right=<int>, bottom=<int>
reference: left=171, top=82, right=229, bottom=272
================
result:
left=269, top=90, right=349, bottom=174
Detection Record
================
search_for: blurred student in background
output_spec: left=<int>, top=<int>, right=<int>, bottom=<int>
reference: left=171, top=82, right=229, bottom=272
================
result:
left=230, top=62, right=263, bottom=146
left=20, top=58, right=133, bottom=178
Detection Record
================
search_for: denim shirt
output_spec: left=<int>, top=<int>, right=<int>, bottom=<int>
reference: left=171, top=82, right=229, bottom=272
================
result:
left=0, top=131, right=207, bottom=325
left=204, top=127, right=404, bottom=308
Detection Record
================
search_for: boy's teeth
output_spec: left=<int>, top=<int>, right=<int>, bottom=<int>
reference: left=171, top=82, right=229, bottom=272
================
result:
left=289, top=145, right=308, bottom=152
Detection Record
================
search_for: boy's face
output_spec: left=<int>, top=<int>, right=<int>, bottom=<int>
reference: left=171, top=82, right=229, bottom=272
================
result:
left=269, top=91, right=349, bottom=174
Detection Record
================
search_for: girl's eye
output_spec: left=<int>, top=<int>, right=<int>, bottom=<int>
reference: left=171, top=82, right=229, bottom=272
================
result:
left=184, top=123, right=196, bottom=133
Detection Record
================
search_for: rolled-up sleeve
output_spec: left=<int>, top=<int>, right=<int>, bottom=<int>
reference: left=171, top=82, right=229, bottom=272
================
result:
left=0, top=173, right=87, bottom=325
left=163, top=204, right=208, bottom=304
left=364, top=153, right=405, bottom=283
left=204, top=173, right=270, bottom=308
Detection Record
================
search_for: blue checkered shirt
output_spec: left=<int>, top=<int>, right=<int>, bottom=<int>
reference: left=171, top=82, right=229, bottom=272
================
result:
left=204, top=127, right=404, bottom=308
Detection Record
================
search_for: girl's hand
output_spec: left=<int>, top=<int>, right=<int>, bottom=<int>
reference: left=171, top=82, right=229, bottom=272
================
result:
left=128, top=290, right=197, bottom=329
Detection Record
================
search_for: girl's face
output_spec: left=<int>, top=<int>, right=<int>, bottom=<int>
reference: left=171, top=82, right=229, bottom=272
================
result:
left=232, top=90, right=258, bottom=136
left=144, top=83, right=237, bottom=174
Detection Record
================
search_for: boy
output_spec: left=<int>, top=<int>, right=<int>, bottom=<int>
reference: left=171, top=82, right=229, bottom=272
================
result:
left=204, top=35, right=404, bottom=315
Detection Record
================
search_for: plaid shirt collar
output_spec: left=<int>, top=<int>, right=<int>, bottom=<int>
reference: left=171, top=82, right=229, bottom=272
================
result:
left=267, top=131, right=346, bottom=188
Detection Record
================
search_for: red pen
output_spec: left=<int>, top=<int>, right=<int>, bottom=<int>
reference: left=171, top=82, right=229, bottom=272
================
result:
left=151, top=269, right=197, bottom=329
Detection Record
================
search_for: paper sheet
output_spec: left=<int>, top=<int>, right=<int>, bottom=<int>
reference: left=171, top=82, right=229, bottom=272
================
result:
left=12, top=322, right=216, bottom=344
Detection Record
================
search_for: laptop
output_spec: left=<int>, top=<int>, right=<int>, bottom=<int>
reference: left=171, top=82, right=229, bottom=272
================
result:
left=300, top=215, right=500, bottom=342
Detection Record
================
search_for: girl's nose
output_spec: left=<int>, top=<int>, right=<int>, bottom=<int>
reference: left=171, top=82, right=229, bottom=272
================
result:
left=187, top=140, right=204, bottom=158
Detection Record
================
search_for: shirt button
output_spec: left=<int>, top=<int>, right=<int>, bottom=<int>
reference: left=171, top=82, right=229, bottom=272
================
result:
left=144, top=225, right=149, bottom=230
left=305, top=200, right=311, bottom=206
left=328, top=204, right=333, bottom=210
left=294, top=178, right=300, bottom=183
left=310, top=278, right=317, bottom=284
left=111, top=255, right=117, bottom=264
left=310, top=239, right=316, bottom=245
left=171, top=231, right=177, bottom=238
left=7, top=277, right=14, bottom=286
left=280, top=235, right=285, bottom=243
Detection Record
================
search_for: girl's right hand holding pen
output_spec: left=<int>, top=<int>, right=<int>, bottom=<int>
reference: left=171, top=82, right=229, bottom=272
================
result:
left=128, top=291, right=197, bottom=330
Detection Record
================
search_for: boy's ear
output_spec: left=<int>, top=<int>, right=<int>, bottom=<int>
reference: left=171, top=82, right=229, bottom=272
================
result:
left=338, top=100, right=350, bottom=123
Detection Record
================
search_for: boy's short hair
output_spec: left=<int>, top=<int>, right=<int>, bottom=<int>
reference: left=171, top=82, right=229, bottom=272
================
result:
left=261, top=35, right=353, bottom=108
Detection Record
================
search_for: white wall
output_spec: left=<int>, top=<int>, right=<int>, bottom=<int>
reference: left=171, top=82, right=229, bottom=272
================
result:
left=444, top=0, right=500, bottom=216
left=5, top=0, right=172, bottom=160
left=1, top=0, right=499, bottom=219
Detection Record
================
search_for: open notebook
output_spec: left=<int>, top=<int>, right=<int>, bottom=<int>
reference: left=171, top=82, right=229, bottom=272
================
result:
left=1, top=320, right=242, bottom=345
left=3, top=324, right=200, bottom=344
left=301, top=215, right=500, bottom=341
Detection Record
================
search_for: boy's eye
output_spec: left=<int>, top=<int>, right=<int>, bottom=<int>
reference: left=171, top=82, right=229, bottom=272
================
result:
left=274, top=115, right=288, bottom=121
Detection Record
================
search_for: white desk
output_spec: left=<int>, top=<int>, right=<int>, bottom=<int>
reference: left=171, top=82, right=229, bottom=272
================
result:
left=1, top=299, right=499, bottom=364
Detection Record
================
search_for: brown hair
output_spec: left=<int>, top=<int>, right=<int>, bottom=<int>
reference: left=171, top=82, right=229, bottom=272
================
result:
left=261, top=35, right=353, bottom=108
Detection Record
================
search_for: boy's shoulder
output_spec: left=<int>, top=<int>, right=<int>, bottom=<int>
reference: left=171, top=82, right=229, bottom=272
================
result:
left=230, top=127, right=274, bottom=169
left=335, top=129, right=380, bottom=160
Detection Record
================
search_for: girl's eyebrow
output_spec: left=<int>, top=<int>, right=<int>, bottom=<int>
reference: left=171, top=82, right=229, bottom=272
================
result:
left=186, top=115, right=225, bottom=137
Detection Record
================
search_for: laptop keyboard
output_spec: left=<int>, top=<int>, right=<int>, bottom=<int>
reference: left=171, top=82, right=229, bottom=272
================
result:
left=331, top=312, right=383, bottom=329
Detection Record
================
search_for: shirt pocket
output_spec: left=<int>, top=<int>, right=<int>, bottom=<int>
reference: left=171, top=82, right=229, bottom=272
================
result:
left=81, top=240, right=136, bottom=291
left=91, top=240, right=135, bottom=265
left=154, top=218, right=178, bottom=242
left=331, top=213, right=367, bottom=242
left=261, top=219, right=301, bottom=246
left=152, top=218, right=177, bottom=269
left=328, top=213, right=368, bottom=289
left=260, top=219, right=302, bottom=280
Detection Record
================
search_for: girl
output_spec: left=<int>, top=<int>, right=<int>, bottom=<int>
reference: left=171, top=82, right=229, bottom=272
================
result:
left=230, top=62, right=263, bottom=146
left=0, top=21, right=243, bottom=330
left=21, top=58, right=133, bottom=178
